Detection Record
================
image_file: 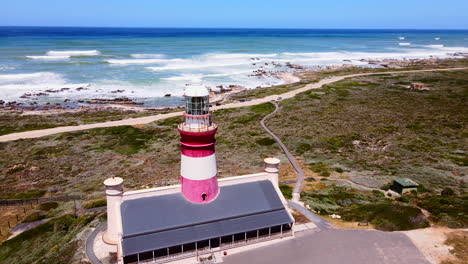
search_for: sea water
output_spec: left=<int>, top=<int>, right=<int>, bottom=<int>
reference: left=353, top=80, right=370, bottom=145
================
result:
left=0, top=27, right=467, bottom=106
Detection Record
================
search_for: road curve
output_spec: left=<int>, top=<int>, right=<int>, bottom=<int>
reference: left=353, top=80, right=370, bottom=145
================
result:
left=1, top=67, right=466, bottom=142
left=85, top=222, right=106, bottom=264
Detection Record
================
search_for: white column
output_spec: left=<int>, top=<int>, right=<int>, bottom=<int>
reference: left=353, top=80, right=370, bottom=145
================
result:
left=264, top=157, right=280, bottom=186
left=103, top=177, right=123, bottom=244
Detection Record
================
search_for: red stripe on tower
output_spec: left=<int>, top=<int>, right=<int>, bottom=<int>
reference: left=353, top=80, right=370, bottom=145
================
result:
left=178, top=85, right=219, bottom=203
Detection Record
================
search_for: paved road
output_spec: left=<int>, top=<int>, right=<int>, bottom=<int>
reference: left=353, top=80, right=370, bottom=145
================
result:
left=1, top=67, right=466, bottom=142
left=223, top=229, right=430, bottom=264
left=85, top=222, right=106, bottom=264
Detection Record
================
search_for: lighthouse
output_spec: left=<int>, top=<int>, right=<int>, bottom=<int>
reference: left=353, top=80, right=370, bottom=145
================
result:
left=178, top=85, right=219, bottom=203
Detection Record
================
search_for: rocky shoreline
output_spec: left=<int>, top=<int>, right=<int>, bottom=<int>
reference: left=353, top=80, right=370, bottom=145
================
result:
left=1, top=56, right=466, bottom=113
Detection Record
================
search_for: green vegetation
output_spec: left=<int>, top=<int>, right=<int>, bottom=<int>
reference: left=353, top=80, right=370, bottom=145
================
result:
left=340, top=202, right=429, bottom=231
left=38, top=202, right=59, bottom=211
left=418, top=194, right=468, bottom=228
left=267, top=70, right=468, bottom=192
left=302, top=186, right=429, bottom=231
left=279, top=184, right=293, bottom=199
left=256, top=137, right=276, bottom=146
left=0, top=108, right=172, bottom=136
left=83, top=199, right=107, bottom=209
left=0, top=189, right=46, bottom=199
left=22, top=211, right=47, bottom=223
left=0, top=213, right=97, bottom=264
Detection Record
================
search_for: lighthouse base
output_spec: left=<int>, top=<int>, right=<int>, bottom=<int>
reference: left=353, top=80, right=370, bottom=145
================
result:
left=180, top=175, right=219, bottom=203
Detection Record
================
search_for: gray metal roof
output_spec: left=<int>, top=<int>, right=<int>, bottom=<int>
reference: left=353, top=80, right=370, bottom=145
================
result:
left=394, top=178, right=419, bottom=187
left=120, top=180, right=293, bottom=256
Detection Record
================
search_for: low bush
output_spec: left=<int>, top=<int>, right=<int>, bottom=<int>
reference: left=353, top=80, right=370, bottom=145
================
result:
left=340, top=202, right=429, bottom=231
left=22, top=211, right=46, bottom=223
left=256, top=137, right=276, bottom=146
left=38, top=202, right=59, bottom=211
left=279, top=185, right=293, bottom=199
left=418, top=195, right=468, bottom=228
left=83, top=199, right=107, bottom=209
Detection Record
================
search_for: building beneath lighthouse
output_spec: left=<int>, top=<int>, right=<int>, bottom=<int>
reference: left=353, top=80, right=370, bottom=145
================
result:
left=101, top=86, right=295, bottom=264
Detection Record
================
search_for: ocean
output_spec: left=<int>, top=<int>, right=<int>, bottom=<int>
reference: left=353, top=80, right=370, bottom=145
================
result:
left=0, top=27, right=467, bottom=107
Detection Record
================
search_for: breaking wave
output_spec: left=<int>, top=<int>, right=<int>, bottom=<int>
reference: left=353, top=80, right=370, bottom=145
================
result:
left=46, top=50, right=101, bottom=56
left=130, top=54, right=165, bottom=58
left=26, top=55, right=71, bottom=60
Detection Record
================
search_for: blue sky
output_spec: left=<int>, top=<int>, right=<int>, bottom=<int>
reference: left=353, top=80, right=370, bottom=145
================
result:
left=1, top=0, right=467, bottom=29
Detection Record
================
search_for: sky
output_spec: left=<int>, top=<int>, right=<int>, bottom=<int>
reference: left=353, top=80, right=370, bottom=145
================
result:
left=1, top=0, right=468, bottom=29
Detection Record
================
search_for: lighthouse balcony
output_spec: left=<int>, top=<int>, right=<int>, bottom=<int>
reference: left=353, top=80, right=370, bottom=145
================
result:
left=178, top=122, right=218, bottom=133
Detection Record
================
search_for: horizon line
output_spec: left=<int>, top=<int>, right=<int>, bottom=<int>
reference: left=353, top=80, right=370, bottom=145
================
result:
left=1, top=25, right=468, bottom=31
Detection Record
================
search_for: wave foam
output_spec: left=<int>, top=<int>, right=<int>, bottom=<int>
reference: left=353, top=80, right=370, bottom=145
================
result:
left=130, top=54, right=165, bottom=58
left=26, top=55, right=70, bottom=60
left=107, top=58, right=185, bottom=65
left=398, top=43, right=411, bottom=46
left=46, top=50, right=101, bottom=56
left=425, top=44, right=444, bottom=48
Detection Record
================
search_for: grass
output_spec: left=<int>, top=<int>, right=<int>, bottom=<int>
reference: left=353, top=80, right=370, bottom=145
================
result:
left=0, top=213, right=97, bottom=264
left=418, top=194, right=468, bottom=228
left=279, top=184, right=293, bottom=199
left=301, top=185, right=431, bottom=231
left=0, top=108, right=173, bottom=136
left=266, top=70, right=468, bottom=191
left=83, top=199, right=107, bottom=209
left=339, top=202, right=429, bottom=231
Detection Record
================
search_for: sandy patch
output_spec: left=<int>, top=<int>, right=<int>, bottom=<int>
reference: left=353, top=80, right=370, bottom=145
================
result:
left=404, top=227, right=457, bottom=264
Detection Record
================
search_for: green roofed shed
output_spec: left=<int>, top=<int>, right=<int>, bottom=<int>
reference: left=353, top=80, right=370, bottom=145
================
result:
left=391, top=178, right=419, bottom=194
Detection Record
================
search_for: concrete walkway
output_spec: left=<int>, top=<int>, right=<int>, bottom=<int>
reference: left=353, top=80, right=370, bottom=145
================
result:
left=1, top=67, right=466, bottom=142
left=223, top=229, right=430, bottom=264
left=260, top=102, right=305, bottom=196
left=85, top=222, right=106, bottom=264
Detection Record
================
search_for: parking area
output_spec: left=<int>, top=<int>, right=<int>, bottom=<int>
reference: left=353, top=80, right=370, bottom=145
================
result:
left=223, top=229, right=430, bottom=264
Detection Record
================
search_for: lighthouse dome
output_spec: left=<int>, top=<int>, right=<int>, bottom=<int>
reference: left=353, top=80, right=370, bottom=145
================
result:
left=185, top=85, right=209, bottom=97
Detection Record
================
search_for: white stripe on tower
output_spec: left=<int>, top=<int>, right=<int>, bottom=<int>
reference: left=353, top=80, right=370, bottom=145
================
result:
left=181, top=154, right=217, bottom=181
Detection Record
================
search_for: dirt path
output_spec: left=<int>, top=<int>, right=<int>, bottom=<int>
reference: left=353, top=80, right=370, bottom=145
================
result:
left=1, top=67, right=466, bottom=142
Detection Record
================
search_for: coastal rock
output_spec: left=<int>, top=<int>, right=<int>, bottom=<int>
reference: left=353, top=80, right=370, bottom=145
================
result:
left=111, top=90, right=125, bottom=93
left=86, top=97, right=144, bottom=105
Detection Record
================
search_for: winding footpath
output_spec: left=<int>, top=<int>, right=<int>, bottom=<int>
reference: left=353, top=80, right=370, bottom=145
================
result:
left=0, top=67, right=467, bottom=143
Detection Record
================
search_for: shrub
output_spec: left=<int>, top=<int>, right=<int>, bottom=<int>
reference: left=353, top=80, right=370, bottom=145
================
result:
left=279, top=185, right=293, bottom=199
left=335, top=168, right=344, bottom=173
left=22, top=211, right=46, bottom=223
left=250, top=103, right=274, bottom=114
left=83, top=199, right=107, bottom=209
left=441, top=188, right=455, bottom=196
left=256, top=137, right=276, bottom=146
left=11, top=190, right=46, bottom=199
left=418, top=195, right=468, bottom=228
left=38, top=202, right=58, bottom=211
left=340, top=202, right=429, bottom=231
left=295, top=143, right=311, bottom=154
left=320, top=171, right=331, bottom=177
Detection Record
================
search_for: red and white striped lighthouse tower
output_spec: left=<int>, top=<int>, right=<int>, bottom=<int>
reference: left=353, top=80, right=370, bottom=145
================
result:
left=178, top=85, right=219, bottom=203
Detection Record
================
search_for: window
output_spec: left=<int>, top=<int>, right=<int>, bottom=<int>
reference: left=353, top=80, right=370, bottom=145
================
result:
left=201, top=193, right=207, bottom=201
left=186, top=96, right=209, bottom=115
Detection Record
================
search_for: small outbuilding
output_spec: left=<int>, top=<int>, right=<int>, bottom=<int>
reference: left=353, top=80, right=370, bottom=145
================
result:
left=391, top=178, right=419, bottom=194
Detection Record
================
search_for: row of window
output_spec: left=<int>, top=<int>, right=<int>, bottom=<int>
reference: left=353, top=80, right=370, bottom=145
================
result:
left=124, top=224, right=292, bottom=263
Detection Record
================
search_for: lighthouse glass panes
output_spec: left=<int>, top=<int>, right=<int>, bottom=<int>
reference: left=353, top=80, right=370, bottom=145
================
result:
left=184, top=96, right=211, bottom=130
left=186, top=96, right=209, bottom=115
